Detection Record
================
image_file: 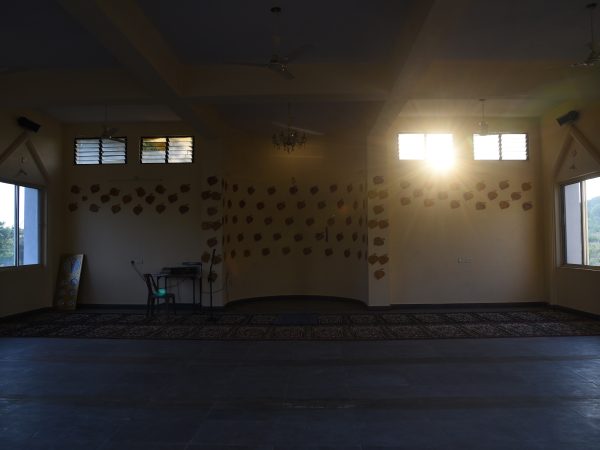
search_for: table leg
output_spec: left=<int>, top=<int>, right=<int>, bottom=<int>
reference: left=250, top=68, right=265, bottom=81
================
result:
left=192, top=276, right=196, bottom=312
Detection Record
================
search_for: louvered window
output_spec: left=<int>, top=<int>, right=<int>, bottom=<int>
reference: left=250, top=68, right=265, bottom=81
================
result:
left=140, top=136, right=194, bottom=164
left=74, top=138, right=127, bottom=165
left=398, top=133, right=454, bottom=161
left=473, top=133, right=528, bottom=160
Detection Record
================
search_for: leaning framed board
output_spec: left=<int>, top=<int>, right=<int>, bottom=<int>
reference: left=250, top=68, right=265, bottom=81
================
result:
left=54, top=254, right=84, bottom=310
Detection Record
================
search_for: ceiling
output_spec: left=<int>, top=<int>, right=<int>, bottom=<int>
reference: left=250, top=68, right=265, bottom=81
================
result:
left=138, top=0, right=413, bottom=64
left=0, top=0, right=599, bottom=136
left=0, top=1, right=117, bottom=70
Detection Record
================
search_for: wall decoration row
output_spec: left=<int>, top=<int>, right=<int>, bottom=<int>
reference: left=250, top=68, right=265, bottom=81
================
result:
left=65, top=175, right=534, bottom=284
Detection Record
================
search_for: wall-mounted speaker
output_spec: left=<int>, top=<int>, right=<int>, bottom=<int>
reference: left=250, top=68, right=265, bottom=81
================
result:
left=556, top=110, right=579, bottom=126
left=17, top=116, right=41, bottom=132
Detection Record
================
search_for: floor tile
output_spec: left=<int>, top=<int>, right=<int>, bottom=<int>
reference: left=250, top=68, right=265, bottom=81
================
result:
left=0, top=333, right=599, bottom=449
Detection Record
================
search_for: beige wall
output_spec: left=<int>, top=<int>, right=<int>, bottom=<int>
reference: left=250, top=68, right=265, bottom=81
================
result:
left=10, top=107, right=587, bottom=313
left=0, top=110, right=63, bottom=317
left=540, top=102, right=600, bottom=315
left=4, top=94, right=599, bottom=317
left=368, top=116, right=546, bottom=305
left=60, top=115, right=549, bottom=309
left=62, top=122, right=225, bottom=306
left=61, top=126, right=368, bottom=306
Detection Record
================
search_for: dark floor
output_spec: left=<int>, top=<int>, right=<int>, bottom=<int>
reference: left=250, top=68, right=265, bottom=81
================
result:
left=1, top=334, right=600, bottom=449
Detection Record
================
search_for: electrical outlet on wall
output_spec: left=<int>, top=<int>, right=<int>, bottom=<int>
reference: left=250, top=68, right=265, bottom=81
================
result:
left=457, top=257, right=472, bottom=264
left=131, top=257, right=143, bottom=265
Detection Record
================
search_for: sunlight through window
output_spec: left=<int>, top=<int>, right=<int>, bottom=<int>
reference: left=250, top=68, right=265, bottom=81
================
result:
left=398, top=133, right=426, bottom=160
left=563, top=176, right=600, bottom=266
left=473, top=134, right=500, bottom=160
left=398, top=133, right=455, bottom=172
left=473, top=133, right=527, bottom=160
left=425, top=134, right=454, bottom=172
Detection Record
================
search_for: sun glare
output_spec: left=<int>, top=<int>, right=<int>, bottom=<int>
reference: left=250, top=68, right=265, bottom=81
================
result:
left=425, top=134, right=455, bottom=172
left=398, top=133, right=455, bottom=172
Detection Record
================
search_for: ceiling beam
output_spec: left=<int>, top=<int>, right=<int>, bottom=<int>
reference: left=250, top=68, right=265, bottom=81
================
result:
left=370, top=0, right=473, bottom=137
left=58, top=0, right=228, bottom=137
left=0, top=69, right=150, bottom=108
left=0, top=62, right=391, bottom=108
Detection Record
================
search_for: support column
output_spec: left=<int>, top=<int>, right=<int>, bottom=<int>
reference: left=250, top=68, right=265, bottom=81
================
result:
left=367, top=136, right=391, bottom=308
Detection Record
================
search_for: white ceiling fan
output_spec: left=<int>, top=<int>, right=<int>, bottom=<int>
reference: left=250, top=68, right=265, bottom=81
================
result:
left=228, top=6, right=313, bottom=80
left=572, top=3, right=600, bottom=68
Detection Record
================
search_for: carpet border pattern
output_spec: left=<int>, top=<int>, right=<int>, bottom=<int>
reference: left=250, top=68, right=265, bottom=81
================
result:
left=1, top=309, right=600, bottom=341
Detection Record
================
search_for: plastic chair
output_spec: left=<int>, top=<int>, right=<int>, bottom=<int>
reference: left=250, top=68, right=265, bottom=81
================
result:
left=144, top=273, right=176, bottom=316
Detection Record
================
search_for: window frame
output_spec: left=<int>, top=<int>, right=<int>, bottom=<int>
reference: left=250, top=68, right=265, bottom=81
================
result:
left=560, top=174, right=600, bottom=270
left=0, top=178, right=44, bottom=270
left=397, top=132, right=454, bottom=161
left=139, top=135, right=194, bottom=164
left=472, top=132, right=529, bottom=161
left=73, top=137, right=128, bottom=166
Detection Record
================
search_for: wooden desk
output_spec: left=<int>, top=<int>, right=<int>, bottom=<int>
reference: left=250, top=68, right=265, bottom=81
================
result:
left=157, top=267, right=202, bottom=312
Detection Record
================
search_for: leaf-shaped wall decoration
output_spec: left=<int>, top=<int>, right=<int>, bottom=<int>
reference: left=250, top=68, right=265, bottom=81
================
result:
left=374, top=269, right=385, bottom=280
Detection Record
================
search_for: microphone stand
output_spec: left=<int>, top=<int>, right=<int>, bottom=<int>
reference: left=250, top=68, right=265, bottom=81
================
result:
left=207, top=249, right=217, bottom=321
left=130, top=260, right=145, bottom=282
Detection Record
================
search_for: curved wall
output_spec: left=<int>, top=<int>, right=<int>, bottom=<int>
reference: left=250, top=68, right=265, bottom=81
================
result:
left=221, top=134, right=368, bottom=304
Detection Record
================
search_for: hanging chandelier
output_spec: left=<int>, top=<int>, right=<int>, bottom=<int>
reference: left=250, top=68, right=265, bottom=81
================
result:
left=272, top=103, right=307, bottom=153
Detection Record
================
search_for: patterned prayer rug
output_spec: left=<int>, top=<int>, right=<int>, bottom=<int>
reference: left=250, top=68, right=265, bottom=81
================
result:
left=1, top=308, right=599, bottom=341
